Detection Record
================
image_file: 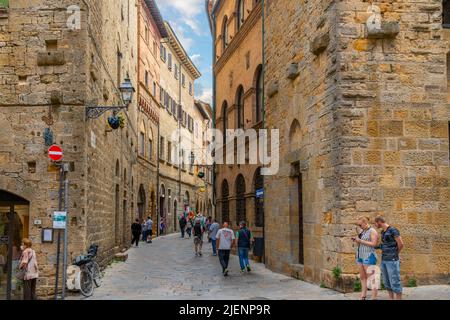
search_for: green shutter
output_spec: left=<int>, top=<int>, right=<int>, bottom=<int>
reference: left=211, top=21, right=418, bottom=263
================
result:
left=0, top=0, right=9, bottom=8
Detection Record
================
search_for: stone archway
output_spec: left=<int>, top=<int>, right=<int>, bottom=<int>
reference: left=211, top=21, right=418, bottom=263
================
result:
left=0, top=190, right=30, bottom=300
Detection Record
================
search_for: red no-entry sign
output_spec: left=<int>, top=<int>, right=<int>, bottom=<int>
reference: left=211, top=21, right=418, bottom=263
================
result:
left=48, top=145, right=63, bottom=162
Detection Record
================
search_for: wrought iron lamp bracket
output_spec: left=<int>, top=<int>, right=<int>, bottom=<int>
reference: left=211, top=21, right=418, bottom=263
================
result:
left=85, top=104, right=128, bottom=119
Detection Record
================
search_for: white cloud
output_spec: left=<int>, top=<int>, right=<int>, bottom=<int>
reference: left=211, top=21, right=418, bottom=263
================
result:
left=169, top=21, right=194, bottom=50
left=190, top=54, right=202, bottom=65
left=157, top=0, right=204, bottom=18
left=157, top=0, right=206, bottom=36
left=196, top=87, right=212, bottom=104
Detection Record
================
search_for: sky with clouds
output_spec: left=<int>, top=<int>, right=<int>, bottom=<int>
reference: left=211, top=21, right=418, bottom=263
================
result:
left=156, top=0, right=213, bottom=105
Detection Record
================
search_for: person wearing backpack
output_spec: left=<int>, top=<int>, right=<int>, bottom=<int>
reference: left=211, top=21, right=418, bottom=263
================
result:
left=193, top=220, right=204, bottom=257
left=236, top=221, right=254, bottom=273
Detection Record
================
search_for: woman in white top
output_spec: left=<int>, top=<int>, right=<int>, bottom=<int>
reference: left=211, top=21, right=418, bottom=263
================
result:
left=19, top=238, right=39, bottom=300
left=352, top=217, right=379, bottom=300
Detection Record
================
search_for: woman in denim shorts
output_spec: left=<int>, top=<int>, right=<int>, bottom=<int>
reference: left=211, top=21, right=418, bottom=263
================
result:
left=352, top=217, right=379, bottom=300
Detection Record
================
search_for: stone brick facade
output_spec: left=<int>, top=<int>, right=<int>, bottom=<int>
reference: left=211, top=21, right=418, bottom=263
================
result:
left=208, top=0, right=265, bottom=245
left=0, top=0, right=138, bottom=296
left=158, top=22, right=213, bottom=234
left=264, top=0, right=450, bottom=290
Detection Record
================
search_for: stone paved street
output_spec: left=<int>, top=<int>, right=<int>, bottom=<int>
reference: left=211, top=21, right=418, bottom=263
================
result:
left=72, top=234, right=450, bottom=300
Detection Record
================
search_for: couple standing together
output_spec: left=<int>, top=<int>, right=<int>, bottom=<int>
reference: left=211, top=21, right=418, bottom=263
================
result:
left=212, top=221, right=253, bottom=277
left=353, top=215, right=404, bottom=300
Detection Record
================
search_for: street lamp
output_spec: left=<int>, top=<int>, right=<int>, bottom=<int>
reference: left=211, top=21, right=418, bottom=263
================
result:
left=86, top=77, right=136, bottom=119
left=119, top=76, right=135, bottom=106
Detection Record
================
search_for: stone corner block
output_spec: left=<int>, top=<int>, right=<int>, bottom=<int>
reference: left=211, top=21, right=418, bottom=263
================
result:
left=366, top=21, right=400, bottom=39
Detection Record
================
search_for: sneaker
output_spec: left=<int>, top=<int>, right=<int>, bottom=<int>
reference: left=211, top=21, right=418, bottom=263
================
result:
left=247, top=266, right=251, bottom=272
left=195, top=253, right=198, bottom=257
left=224, top=269, right=229, bottom=277
left=199, top=252, right=203, bottom=256
left=241, top=269, right=245, bottom=273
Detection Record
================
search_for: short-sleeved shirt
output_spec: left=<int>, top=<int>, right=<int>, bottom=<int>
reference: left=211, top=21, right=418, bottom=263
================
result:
left=216, top=228, right=235, bottom=250
left=146, top=219, right=153, bottom=230
left=210, top=223, right=220, bottom=240
left=381, top=226, right=401, bottom=261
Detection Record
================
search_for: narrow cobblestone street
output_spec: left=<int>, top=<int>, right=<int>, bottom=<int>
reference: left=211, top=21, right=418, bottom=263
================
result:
left=76, top=234, right=449, bottom=300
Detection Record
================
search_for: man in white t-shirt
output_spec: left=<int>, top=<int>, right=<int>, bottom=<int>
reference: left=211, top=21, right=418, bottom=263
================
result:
left=216, top=222, right=235, bottom=276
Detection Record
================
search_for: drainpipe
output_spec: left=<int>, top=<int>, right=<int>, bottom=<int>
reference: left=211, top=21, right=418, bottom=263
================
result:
left=261, top=0, right=266, bottom=264
left=210, top=6, right=217, bottom=210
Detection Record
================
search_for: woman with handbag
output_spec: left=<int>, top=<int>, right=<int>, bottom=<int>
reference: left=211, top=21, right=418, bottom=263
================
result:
left=18, top=238, right=39, bottom=300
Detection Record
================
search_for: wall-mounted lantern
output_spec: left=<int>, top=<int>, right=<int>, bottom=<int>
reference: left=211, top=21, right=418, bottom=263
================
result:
left=85, top=77, right=135, bottom=120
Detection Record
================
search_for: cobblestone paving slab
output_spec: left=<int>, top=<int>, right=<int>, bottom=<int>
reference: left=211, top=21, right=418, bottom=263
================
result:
left=69, top=234, right=449, bottom=300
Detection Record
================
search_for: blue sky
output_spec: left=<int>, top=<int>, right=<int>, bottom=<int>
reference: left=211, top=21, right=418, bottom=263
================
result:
left=156, top=0, right=213, bottom=104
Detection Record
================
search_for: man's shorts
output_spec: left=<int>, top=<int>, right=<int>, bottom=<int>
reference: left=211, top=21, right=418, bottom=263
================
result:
left=194, top=236, right=203, bottom=245
left=380, top=260, right=403, bottom=294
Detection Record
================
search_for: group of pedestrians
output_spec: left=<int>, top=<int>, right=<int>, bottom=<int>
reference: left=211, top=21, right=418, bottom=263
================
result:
left=131, top=217, right=154, bottom=247
left=179, top=213, right=255, bottom=277
left=353, top=215, right=404, bottom=300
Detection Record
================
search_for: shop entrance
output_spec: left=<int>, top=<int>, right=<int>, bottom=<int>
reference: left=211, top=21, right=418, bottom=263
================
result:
left=0, top=190, right=30, bottom=300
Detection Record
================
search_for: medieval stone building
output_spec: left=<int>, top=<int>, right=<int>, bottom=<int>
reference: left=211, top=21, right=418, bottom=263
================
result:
left=207, top=0, right=265, bottom=252
left=0, top=0, right=139, bottom=298
left=158, top=21, right=213, bottom=234
left=264, top=0, right=450, bottom=289
left=136, top=0, right=166, bottom=233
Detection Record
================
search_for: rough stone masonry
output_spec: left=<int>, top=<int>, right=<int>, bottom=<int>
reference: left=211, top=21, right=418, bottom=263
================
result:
left=264, top=0, right=450, bottom=291
left=0, top=0, right=139, bottom=296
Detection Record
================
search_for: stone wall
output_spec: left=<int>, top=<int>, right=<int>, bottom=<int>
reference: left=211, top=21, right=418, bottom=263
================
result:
left=264, top=0, right=339, bottom=285
left=0, top=0, right=139, bottom=296
left=264, top=0, right=450, bottom=290
left=212, top=0, right=263, bottom=236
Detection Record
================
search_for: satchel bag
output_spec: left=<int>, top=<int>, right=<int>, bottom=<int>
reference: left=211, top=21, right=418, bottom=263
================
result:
left=15, top=251, right=32, bottom=281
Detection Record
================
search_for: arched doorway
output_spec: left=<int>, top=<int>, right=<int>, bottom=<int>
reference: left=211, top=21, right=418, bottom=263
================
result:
left=0, top=190, right=30, bottom=300
left=254, top=167, right=264, bottom=228
left=115, top=184, right=120, bottom=246
left=221, top=180, right=229, bottom=224
left=159, top=185, right=166, bottom=219
left=184, top=191, right=190, bottom=213
left=137, top=185, right=146, bottom=221
left=173, top=200, right=178, bottom=232
left=235, top=174, right=246, bottom=226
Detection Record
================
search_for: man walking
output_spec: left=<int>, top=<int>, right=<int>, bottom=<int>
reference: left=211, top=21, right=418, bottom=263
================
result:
left=193, top=220, right=204, bottom=256
left=131, top=219, right=142, bottom=247
left=216, top=222, right=235, bottom=276
left=142, top=219, right=148, bottom=243
left=375, top=216, right=404, bottom=300
left=236, top=221, right=253, bottom=273
left=146, top=217, right=153, bottom=243
left=209, top=219, right=220, bottom=256
left=179, top=215, right=187, bottom=238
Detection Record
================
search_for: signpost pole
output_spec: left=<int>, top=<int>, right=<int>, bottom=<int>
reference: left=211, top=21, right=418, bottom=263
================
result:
left=61, top=172, right=69, bottom=300
left=54, top=166, right=64, bottom=300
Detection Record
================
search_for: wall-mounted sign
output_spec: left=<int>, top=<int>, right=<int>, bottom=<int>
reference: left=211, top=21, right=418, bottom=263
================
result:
left=256, top=188, right=264, bottom=199
left=42, top=228, right=54, bottom=243
left=53, top=211, right=67, bottom=229
left=48, top=144, right=64, bottom=162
